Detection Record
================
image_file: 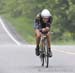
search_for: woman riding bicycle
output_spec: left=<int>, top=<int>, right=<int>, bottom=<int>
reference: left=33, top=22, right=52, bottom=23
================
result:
left=34, top=9, right=53, bottom=57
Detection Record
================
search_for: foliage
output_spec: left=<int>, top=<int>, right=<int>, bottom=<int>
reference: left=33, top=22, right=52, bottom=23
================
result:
left=0, top=0, right=75, bottom=42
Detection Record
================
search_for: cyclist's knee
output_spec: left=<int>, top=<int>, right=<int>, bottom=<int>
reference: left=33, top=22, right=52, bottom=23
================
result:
left=35, top=30, right=41, bottom=38
left=37, top=33, right=41, bottom=38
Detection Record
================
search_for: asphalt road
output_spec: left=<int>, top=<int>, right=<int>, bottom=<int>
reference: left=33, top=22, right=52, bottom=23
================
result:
left=0, top=17, right=75, bottom=73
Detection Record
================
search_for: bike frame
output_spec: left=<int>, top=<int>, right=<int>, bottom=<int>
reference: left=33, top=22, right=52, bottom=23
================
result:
left=39, top=33, right=49, bottom=68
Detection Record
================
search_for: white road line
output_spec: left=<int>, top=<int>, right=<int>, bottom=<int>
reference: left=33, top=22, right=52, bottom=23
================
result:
left=24, top=45, right=75, bottom=55
left=53, top=49, right=75, bottom=55
left=0, top=17, right=22, bottom=46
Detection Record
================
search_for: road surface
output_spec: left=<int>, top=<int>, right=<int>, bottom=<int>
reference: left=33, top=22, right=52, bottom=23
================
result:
left=0, top=17, right=75, bottom=73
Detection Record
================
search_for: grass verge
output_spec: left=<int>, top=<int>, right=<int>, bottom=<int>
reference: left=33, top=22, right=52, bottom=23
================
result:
left=2, top=13, right=75, bottom=45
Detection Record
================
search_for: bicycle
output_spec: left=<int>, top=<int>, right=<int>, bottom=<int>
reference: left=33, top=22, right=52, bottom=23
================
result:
left=39, top=31, right=49, bottom=68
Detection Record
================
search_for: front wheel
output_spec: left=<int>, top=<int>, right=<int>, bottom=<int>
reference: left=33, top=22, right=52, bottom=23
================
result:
left=40, top=53, right=44, bottom=67
left=42, top=54, right=44, bottom=66
left=46, top=48, right=49, bottom=68
left=45, top=45, right=49, bottom=68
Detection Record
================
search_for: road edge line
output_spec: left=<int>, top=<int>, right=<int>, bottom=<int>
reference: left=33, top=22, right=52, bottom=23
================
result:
left=0, top=17, right=22, bottom=46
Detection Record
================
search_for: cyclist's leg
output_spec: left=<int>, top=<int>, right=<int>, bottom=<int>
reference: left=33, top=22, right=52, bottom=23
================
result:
left=35, top=29, right=41, bottom=56
left=46, top=31, right=51, bottom=49
left=35, top=29, right=41, bottom=47
left=46, top=31, right=52, bottom=57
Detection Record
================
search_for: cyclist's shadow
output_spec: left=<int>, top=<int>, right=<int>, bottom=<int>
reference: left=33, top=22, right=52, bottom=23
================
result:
left=22, top=65, right=74, bottom=72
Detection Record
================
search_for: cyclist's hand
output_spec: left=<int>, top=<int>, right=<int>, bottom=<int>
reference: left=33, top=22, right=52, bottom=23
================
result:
left=46, top=27, right=50, bottom=32
left=42, top=28, right=46, bottom=32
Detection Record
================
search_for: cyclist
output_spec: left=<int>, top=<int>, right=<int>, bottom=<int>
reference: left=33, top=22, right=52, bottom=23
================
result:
left=34, top=9, right=53, bottom=57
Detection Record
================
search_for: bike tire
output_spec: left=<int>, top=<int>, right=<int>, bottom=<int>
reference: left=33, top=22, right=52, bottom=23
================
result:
left=46, top=48, right=49, bottom=68
left=44, top=41, right=49, bottom=68
left=40, top=49, right=44, bottom=67
left=42, top=54, right=44, bottom=66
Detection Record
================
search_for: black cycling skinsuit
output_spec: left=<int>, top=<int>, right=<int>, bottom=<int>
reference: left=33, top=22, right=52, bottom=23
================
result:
left=34, top=13, right=53, bottom=30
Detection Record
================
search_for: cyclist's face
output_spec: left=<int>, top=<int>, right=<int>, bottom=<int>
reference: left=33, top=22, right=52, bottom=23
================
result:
left=42, top=17, right=49, bottom=23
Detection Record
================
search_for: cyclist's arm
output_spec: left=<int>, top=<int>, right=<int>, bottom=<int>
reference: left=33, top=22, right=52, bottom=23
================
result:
left=34, top=13, right=41, bottom=29
left=34, top=19, right=39, bottom=29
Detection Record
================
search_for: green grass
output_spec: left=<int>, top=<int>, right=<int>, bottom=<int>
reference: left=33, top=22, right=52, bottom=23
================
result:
left=52, top=40, right=75, bottom=45
left=3, top=13, right=35, bottom=44
left=2, top=13, right=75, bottom=45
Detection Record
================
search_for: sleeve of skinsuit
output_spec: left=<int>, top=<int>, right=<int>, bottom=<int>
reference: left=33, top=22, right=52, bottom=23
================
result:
left=34, top=19, right=39, bottom=29
left=34, top=13, right=41, bottom=29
